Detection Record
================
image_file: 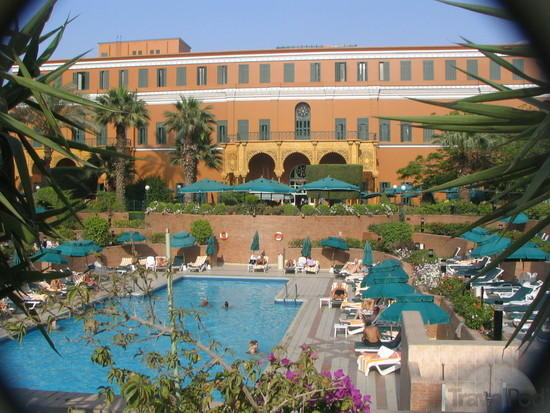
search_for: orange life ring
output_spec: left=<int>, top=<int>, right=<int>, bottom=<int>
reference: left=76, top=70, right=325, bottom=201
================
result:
left=274, top=232, right=284, bottom=241
left=219, top=231, right=229, bottom=240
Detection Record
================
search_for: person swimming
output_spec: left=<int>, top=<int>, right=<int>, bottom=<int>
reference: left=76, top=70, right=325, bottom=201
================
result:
left=199, top=297, right=209, bottom=307
left=247, top=340, right=259, bottom=354
left=223, top=301, right=229, bottom=310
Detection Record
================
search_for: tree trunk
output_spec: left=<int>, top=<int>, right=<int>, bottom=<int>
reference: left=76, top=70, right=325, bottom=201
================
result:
left=182, top=141, right=197, bottom=204
left=115, top=124, right=127, bottom=207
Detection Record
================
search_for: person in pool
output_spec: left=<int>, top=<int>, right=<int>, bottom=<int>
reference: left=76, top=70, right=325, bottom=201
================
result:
left=199, top=297, right=210, bottom=307
left=247, top=340, right=259, bottom=354
left=223, top=301, right=229, bottom=310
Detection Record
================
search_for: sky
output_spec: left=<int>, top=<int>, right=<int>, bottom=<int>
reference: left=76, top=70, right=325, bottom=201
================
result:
left=22, top=0, right=525, bottom=60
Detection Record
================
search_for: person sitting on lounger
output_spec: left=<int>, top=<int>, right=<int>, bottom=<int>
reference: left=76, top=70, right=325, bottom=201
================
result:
left=342, top=259, right=362, bottom=275
left=362, top=325, right=382, bottom=346
left=255, top=251, right=267, bottom=265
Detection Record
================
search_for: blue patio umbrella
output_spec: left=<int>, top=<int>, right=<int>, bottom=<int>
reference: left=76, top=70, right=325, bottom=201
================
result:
left=320, top=236, right=349, bottom=264
left=362, top=241, right=373, bottom=266
left=170, top=232, right=196, bottom=248
left=57, top=240, right=102, bottom=257
left=177, top=178, right=232, bottom=194
left=117, top=231, right=146, bottom=243
left=505, top=245, right=550, bottom=261
left=378, top=293, right=450, bottom=325
left=361, top=260, right=409, bottom=288
left=301, top=236, right=312, bottom=258
left=299, top=176, right=360, bottom=192
left=470, top=235, right=511, bottom=257
left=499, top=212, right=529, bottom=224
left=460, top=227, right=490, bottom=243
left=250, top=231, right=260, bottom=252
left=206, top=235, right=217, bottom=256
left=31, top=248, right=68, bottom=265
left=232, top=178, right=294, bottom=194
left=360, top=192, right=381, bottom=199
left=361, top=281, right=416, bottom=300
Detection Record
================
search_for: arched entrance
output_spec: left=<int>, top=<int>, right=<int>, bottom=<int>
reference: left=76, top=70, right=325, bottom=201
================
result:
left=319, top=152, right=346, bottom=164
left=282, top=152, right=310, bottom=188
left=246, top=153, right=276, bottom=181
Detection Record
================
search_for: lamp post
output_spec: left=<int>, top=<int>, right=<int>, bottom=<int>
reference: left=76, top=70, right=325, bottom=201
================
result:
left=144, top=184, right=151, bottom=209
left=420, top=217, right=425, bottom=233
left=399, top=184, right=407, bottom=222
left=35, top=184, right=40, bottom=191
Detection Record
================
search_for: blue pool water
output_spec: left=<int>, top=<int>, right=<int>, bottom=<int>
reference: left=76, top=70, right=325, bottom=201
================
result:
left=0, top=277, right=300, bottom=393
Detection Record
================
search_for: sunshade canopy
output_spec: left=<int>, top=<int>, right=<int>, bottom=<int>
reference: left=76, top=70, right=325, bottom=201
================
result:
left=117, top=231, right=146, bottom=243
left=299, top=176, right=360, bottom=192
left=206, top=235, right=217, bottom=256
left=177, top=178, right=232, bottom=193
left=460, top=227, right=490, bottom=242
left=378, top=293, right=450, bottom=325
left=470, top=236, right=511, bottom=257
left=232, top=178, right=294, bottom=194
left=361, top=282, right=416, bottom=299
left=360, top=192, right=381, bottom=199
left=499, top=212, right=529, bottom=224
left=320, top=237, right=349, bottom=250
left=301, top=237, right=312, bottom=258
left=505, top=245, right=550, bottom=261
left=31, top=248, right=68, bottom=264
left=57, top=240, right=102, bottom=257
left=362, top=241, right=373, bottom=266
left=250, top=231, right=260, bottom=251
left=170, top=232, right=196, bottom=248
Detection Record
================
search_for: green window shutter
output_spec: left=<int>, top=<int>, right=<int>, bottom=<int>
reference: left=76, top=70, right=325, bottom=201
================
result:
left=157, top=68, right=166, bottom=87
left=72, top=72, right=77, bottom=88
left=156, top=123, right=166, bottom=144
left=138, top=69, right=148, bottom=88
left=238, top=64, right=249, bottom=84
left=260, top=64, right=270, bottom=83
left=119, top=70, right=128, bottom=87
left=400, top=61, right=411, bottom=81
left=512, top=59, right=524, bottom=80
left=72, top=128, right=85, bottom=143
left=217, top=120, right=228, bottom=143
left=138, top=126, right=148, bottom=145
left=99, top=71, right=109, bottom=89
left=423, top=60, right=434, bottom=80
left=400, top=122, right=412, bottom=142
left=97, top=125, right=107, bottom=146
left=259, top=119, right=270, bottom=140
left=335, top=62, right=346, bottom=81
left=490, top=61, right=501, bottom=80
left=379, top=119, right=390, bottom=142
left=445, top=60, right=456, bottom=80
left=466, top=60, right=478, bottom=80
left=237, top=120, right=249, bottom=141
left=379, top=62, right=390, bottom=81
left=335, top=118, right=346, bottom=140
left=176, top=67, right=187, bottom=86
left=423, top=128, right=435, bottom=142
left=357, top=62, right=367, bottom=81
left=218, top=65, right=228, bottom=84
left=284, top=63, right=295, bottom=82
left=357, top=118, right=369, bottom=140
left=310, top=62, right=320, bottom=82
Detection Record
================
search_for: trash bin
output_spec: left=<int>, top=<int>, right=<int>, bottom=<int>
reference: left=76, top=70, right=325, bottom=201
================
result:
left=277, top=253, right=284, bottom=270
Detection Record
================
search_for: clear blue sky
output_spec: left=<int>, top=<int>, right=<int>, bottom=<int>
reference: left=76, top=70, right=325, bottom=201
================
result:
left=31, top=0, right=525, bottom=60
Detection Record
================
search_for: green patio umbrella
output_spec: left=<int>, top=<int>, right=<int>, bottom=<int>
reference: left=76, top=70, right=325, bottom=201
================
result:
left=361, top=281, right=416, bottom=300
left=320, top=236, right=349, bottom=264
left=360, top=192, right=381, bottom=199
left=378, top=293, right=450, bottom=325
left=499, top=212, right=529, bottom=224
left=206, top=235, right=217, bottom=256
left=117, top=231, right=146, bottom=256
left=299, top=176, right=360, bottom=191
left=232, top=178, right=294, bottom=194
left=360, top=260, right=409, bottom=288
left=57, top=240, right=102, bottom=257
left=177, top=178, right=232, bottom=194
left=301, top=237, right=312, bottom=258
left=470, top=236, right=511, bottom=258
left=505, top=245, right=550, bottom=261
left=362, top=241, right=373, bottom=266
left=460, top=227, right=490, bottom=243
left=170, top=232, right=196, bottom=248
left=31, top=248, right=68, bottom=265
left=250, top=231, right=260, bottom=252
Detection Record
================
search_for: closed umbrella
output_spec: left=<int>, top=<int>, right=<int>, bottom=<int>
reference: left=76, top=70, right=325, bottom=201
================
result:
left=250, top=231, right=260, bottom=252
left=301, top=237, right=312, bottom=258
left=206, top=235, right=217, bottom=256
left=320, top=236, right=349, bottom=264
left=170, top=232, right=196, bottom=248
left=361, top=281, right=416, bottom=300
left=362, top=241, right=373, bottom=266
left=378, top=293, right=450, bottom=325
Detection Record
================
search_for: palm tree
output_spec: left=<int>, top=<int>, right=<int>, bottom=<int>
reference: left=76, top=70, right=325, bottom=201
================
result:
left=95, top=88, right=149, bottom=206
left=164, top=96, right=219, bottom=201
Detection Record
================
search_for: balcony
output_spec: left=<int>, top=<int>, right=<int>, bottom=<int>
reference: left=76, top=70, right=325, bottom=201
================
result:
left=217, top=131, right=378, bottom=144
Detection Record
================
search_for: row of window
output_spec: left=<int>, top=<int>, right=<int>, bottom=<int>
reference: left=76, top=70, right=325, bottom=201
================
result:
left=71, top=58, right=526, bottom=90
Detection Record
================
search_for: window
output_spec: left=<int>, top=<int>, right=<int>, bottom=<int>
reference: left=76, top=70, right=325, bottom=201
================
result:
left=218, top=65, right=228, bottom=84
left=295, top=102, right=311, bottom=139
left=99, top=71, right=109, bottom=89
left=490, top=61, right=501, bottom=80
left=400, top=122, right=412, bottom=142
left=400, top=61, right=411, bottom=81
left=512, top=59, right=524, bottom=80
left=176, top=67, right=187, bottom=86
left=259, top=119, right=270, bottom=140
left=423, top=60, right=434, bottom=80
left=357, top=118, right=369, bottom=140
left=238, top=64, right=249, bottom=84
left=217, top=120, right=228, bottom=143
left=237, top=120, right=249, bottom=141
left=260, top=64, right=270, bottom=83
left=138, top=68, right=148, bottom=88
left=466, top=60, right=478, bottom=80
left=197, top=66, right=207, bottom=85
left=445, top=60, right=456, bottom=80
left=157, top=68, right=166, bottom=87
left=156, top=123, right=166, bottom=145
left=379, top=62, right=390, bottom=81
left=119, top=70, right=128, bottom=88
left=423, top=128, right=435, bottom=142
left=138, top=126, right=148, bottom=145
left=335, top=118, right=346, bottom=140
left=379, top=181, right=391, bottom=193
left=335, top=62, right=346, bottom=81
left=379, top=119, right=390, bottom=142
left=310, top=62, right=321, bottom=82
left=73, top=72, right=89, bottom=90
left=357, top=62, right=367, bottom=81
left=96, top=126, right=107, bottom=146
left=71, top=128, right=85, bottom=143
left=284, top=63, right=295, bottom=82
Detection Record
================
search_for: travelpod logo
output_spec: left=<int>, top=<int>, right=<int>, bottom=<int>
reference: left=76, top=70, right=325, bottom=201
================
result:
left=443, top=363, right=546, bottom=412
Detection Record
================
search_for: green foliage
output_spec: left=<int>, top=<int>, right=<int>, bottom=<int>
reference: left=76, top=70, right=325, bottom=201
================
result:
left=282, top=204, right=299, bottom=216
left=88, top=192, right=124, bottom=213
left=404, top=249, right=439, bottom=266
left=317, top=204, right=331, bottom=215
left=369, top=222, right=413, bottom=252
left=128, top=211, right=145, bottom=221
left=344, top=238, right=362, bottom=248
left=422, top=222, right=474, bottom=237
left=50, top=166, right=100, bottom=199
left=190, top=219, right=213, bottom=244
left=211, top=203, right=227, bottom=214
left=83, top=216, right=111, bottom=247
left=35, top=186, right=75, bottom=210
left=218, top=192, right=241, bottom=205
left=300, top=204, right=316, bottom=216
left=149, top=233, right=166, bottom=244
left=526, top=202, right=550, bottom=220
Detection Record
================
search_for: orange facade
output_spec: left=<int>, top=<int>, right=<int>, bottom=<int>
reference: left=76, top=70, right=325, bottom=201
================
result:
left=40, top=38, right=539, bottom=191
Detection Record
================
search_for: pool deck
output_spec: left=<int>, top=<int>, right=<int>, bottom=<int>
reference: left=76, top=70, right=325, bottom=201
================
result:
left=5, top=264, right=399, bottom=412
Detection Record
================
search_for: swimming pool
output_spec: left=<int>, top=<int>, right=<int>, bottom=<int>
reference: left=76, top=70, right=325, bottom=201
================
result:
left=0, top=277, right=301, bottom=393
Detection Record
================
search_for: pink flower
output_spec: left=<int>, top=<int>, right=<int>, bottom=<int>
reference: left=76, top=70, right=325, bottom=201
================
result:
left=310, top=351, right=319, bottom=360
left=280, top=358, right=290, bottom=366
left=285, top=370, right=297, bottom=380
left=267, top=353, right=277, bottom=363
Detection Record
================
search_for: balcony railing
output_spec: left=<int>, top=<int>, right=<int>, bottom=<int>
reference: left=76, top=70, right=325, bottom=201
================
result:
left=217, top=130, right=378, bottom=144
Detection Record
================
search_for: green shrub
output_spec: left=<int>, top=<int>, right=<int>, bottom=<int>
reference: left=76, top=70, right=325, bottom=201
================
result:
left=282, top=204, right=299, bottom=216
left=198, top=204, right=213, bottom=214
left=301, top=204, right=316, bottom=216
left=88, top=192, right=124, bottom=213
left=526, top=202, right=550, bottom=220
left=317, top=204, right=331, bottom=215
left=218, top=192, right=241, bottom=205
left=128, top=211, right=145, bottom=220
left=330, top=203, right=350, bottom=215
left=190, top=219, right=213, bottom=244
left=149, top=233, right=166, bottom=244
left=211, top=203, right=227, bottom=215
left=83, top=216, right=111, bottom=247
left=404, top=249, right=439, bottom=266
left=55, top=226, right=76, bottom=241
left=288, top=239, right=304, bottom=248
left=423, top=222, right=473, bottom=237
left=344, top=238, right=362, bottom=248
left=350, top=204, right=369, bottom=215
left=369, top=222, right=413, bottom=252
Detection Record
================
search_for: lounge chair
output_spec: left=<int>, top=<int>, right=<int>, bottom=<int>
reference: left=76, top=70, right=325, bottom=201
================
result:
left=354, top=332, right=402, bottom=353
left=116, top=257, right=135, bottom=275
left=470, top=267, right=504, bottom=285
left=145, top=256, right=156, bottom=271
left=188, top=255, right=208, bottom=272
left=357, top=346, right=401, bottom=377
left=295, top=256, right=307, bottom=273
left=171, top=255, right=185, bottom=271
left=305, top=259, right=319, bottom=274
left=155, top=256, right=169, bottom=271
left=252, top=256, right=269, bottom=272
left=447, top=256, right=490, bottom=276
left=330, top=282, right=348, bottom=305
left=485, top=281, right=541, bottom=305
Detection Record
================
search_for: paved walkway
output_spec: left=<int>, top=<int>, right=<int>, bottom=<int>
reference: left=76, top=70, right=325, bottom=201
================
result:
left=6, top=264, right=400, bottom=411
